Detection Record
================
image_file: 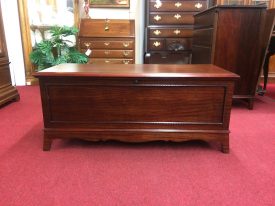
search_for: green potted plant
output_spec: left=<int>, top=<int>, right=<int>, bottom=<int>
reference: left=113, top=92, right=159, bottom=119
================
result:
left=30, top=26, right=88, bottom=71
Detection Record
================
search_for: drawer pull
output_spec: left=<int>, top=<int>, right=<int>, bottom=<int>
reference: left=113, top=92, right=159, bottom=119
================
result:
left=123, top=42, right=130, bottom=47
left=154, top=15, right=162, bottom=21
left=123, top=51, right=130, bottom=56
left=195, top=3, right=203, bottom=9
left=104, top=42, right=110, bottom=46
left=153, top=41, right=161, bottom=47
left=105, top=60, right=110, bottom=63
left=174, top=14, right=181, bottom=20
left=104, top=51, right=110, bottom=55
left=153, top=30, right=161, bottom=35
left=123, top=60, right=130, bottom=64
left=104, top=18, right=110, bottom=31
left=154, top=2, right=162, bottom=9
left=173, top=29, right=181, bottom=35
left=175, top=2, right=182, bottom=8
left=84, top=42, right=91, bottom=48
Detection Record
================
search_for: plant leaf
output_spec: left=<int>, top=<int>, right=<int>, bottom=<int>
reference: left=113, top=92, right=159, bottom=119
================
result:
left=30, top=25, right=88, bottom=71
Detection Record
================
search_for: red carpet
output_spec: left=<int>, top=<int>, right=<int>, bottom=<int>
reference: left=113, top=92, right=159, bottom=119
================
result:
left=265, top=84, right=275, bottom=100
left=0, top=86, right=274, bottom=206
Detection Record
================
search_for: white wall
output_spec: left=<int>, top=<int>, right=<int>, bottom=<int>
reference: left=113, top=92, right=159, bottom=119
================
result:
left=1, top=0, right=26, bottom=86
left=135, top=0, right=145, bottom=64
left=2, top=0, right=145, bottom=85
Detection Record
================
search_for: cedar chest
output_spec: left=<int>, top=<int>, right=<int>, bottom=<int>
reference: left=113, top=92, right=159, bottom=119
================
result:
left=33, top=64, right=239, bottom=153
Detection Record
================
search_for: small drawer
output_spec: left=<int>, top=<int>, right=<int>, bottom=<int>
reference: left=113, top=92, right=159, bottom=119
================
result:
left=149, top=1, right=207, bottom=12
left=144, top=51, right=191, bottom=64
left=88, top=58, right=134, bottom=64
left=166, top=38, right=192, bottom=51
left=79, top=19, right=135, bottom=37
left=82, top=49, right=134, bottom=58
left=79, top=39, right=134, bottom=49
left=149, top=28, right=193, bottom=38
left=149, top=12, right=195, bottom=25
left=148, top=39, right=165, bottom=50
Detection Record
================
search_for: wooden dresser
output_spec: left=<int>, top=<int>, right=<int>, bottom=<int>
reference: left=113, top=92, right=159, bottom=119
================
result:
left=34, top=63, right=239, bottom=153
left=144, top=0, right=208, bottom=64
left=192, top=5, right=266, bottom=109
left=78, top=19, right=135, bottom=64
left=0, top=2, right=19, bottom=107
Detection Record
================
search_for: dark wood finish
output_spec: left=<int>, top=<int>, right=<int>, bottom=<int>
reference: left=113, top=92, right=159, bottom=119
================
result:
left=33, top=63, right=239, bottom=153
left=144, top=0, right=208, bottom=64
left=149, top=12, right=195, bottom=25
left=149, top=1, right=208, bottom=12
left=145, top=52, right=190, bottom=64
left=261, top=8, right=275, bottom=91
left=148, top=27, right=193, bottom=38
left=78, top=38, right=134, bottom=49
left=148, top=38, right=193, bottom=51
left=0, top=2, right=19, bottom=107
left=78, top=19, right=135, bottom=64
left=192, top=5, right=266, bottom=109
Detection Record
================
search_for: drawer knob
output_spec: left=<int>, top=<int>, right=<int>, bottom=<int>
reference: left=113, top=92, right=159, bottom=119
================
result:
left=123, top=51, right=130, bottom=56
left=154, top=15, right=162, bottom=21
left=174, top=14, right=181, bottom=20
left=104, top=51, right=110, bottom=55
left=154, top=2, right=162, bottom=9
left=173, top=29, right=181, bottom=35
left=104, top=42, right=110, bottom=46
left=123, top=60, right=130, bottom=64
left=153, top=41, right=161, bottom=47
left=123, top=42, right=130, bottom=47
left=84, top=42, right=91, bottom=48
left=153, top=30, right=161, bottom=35
left=195, top=3, right=203, bottom=9
left=175, top=2, right=182, bottom=8
left=105, top=60, right=110, bottom=63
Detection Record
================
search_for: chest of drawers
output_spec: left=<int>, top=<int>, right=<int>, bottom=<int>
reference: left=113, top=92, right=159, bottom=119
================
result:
left=78, top=19, right=135, bottom=64
left=144, top=0, right=208, bottom=64
left=192, top=5, right=266, bottom=109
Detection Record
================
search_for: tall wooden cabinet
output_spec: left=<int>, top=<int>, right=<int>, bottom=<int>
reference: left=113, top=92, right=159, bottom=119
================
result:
left=262, top=9, right=275, bottom=89
left=0, top=3, right=19, bottom=106
left=144, top=0, right=208, bottom=64
left=78, top=19, right=135, bottom=64
left=192, top=5, right=266, bottom=109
